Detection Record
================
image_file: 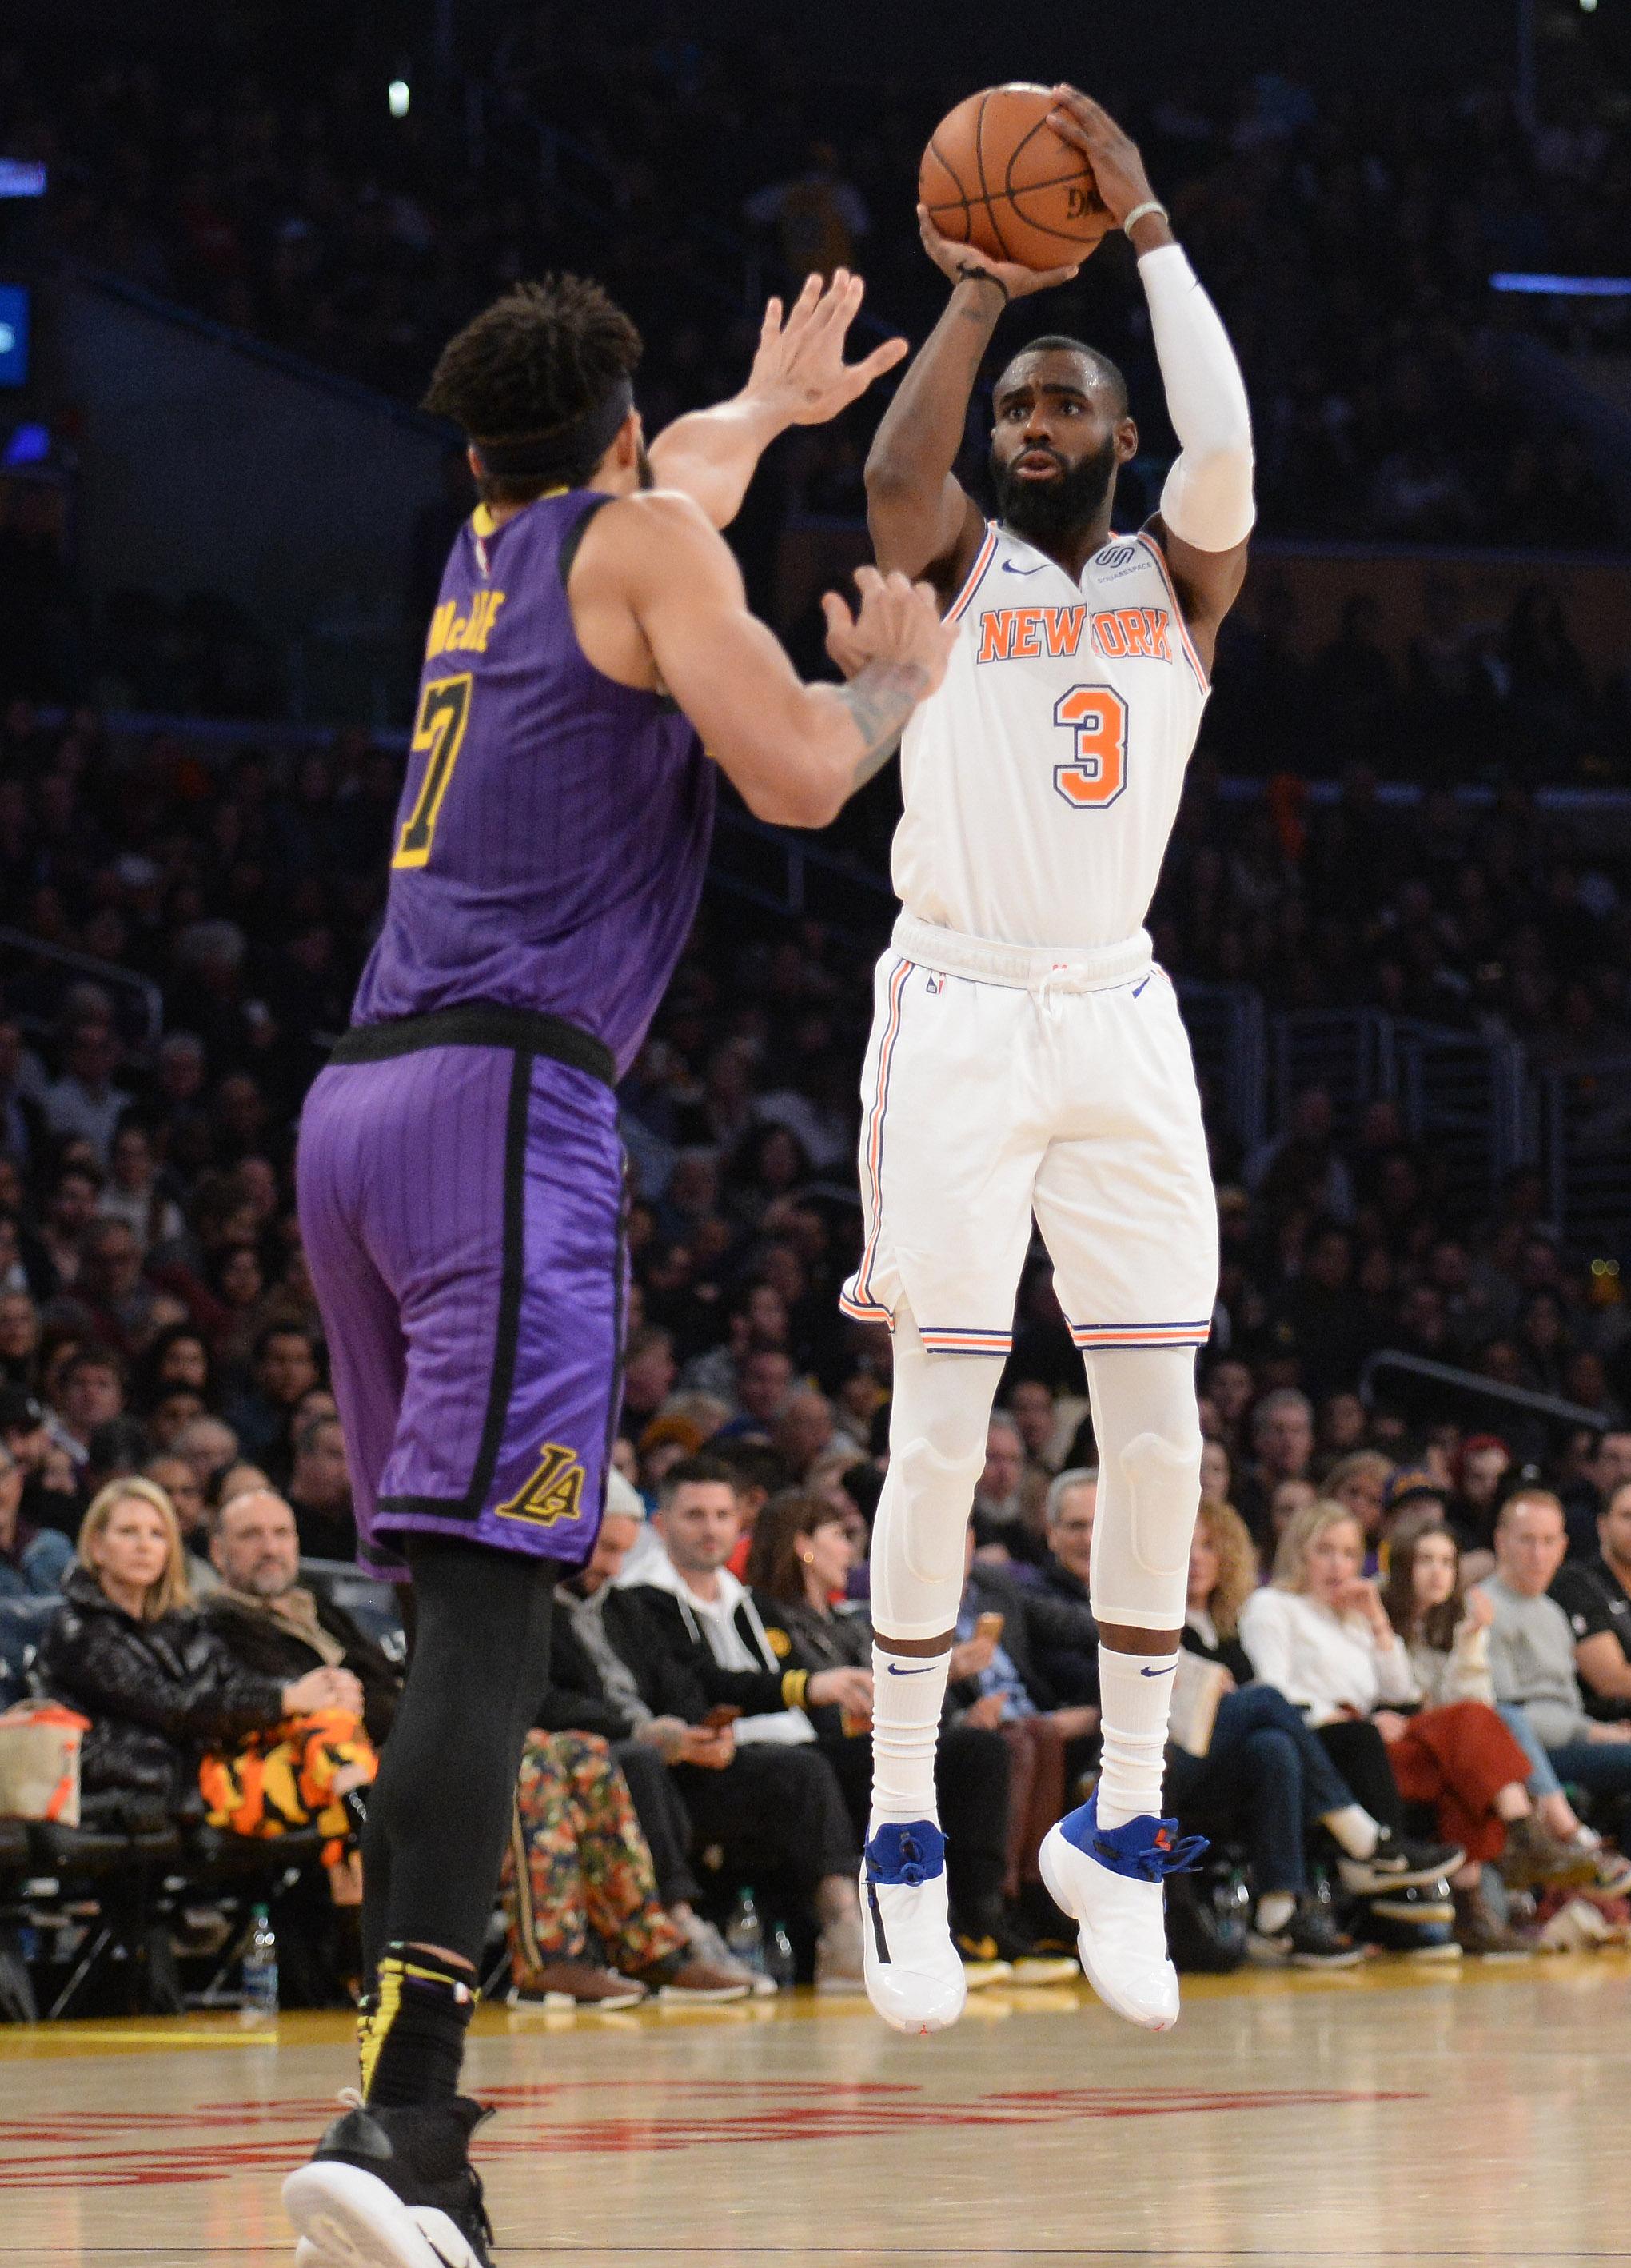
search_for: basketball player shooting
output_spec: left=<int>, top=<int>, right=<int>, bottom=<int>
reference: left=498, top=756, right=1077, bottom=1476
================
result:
left=843, top=87, right=1254, bottom=2037
left=281, top=270, right=951, bottom=2268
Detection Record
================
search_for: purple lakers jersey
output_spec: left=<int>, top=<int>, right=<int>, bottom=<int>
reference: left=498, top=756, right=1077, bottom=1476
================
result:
left=353, top=489, right=713, bottom=1076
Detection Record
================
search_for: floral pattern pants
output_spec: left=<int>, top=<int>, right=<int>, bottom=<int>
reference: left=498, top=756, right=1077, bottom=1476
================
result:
left=501, top=1730, right=685, bottom=1984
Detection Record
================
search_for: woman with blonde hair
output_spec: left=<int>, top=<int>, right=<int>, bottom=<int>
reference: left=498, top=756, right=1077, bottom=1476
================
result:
left=1242, top=1499, right=1581, bottom=1952
left=1169, top=1499, right=1439, bottom=1967
left=38, top=1477, right=368, bottom=1853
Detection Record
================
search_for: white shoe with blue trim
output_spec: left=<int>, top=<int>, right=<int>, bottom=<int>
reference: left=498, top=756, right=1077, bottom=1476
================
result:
left=1039, top=1794, right=1207, bottom=2032
left=861, top=1820, right=967, bottom=2038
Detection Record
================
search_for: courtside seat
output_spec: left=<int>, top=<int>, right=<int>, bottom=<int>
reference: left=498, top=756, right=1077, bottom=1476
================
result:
left=30, top=1819, right=181, bottom=1875
left=186, top=1823, right=325, bottom=1876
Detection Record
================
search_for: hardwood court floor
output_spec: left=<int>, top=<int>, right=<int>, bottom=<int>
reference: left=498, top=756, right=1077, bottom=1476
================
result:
left=2, top=1952, right=1629, bottom=2266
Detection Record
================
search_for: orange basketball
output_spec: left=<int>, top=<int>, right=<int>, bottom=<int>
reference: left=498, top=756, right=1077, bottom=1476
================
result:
left=919, top=84, right=1113, bottom=272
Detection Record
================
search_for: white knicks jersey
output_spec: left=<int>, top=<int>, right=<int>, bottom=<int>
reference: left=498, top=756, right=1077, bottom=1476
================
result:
left=892, top=520, right=1210, bottom=949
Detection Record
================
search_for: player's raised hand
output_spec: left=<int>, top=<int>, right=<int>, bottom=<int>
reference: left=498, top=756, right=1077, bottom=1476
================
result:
left=821, top=565, right=956, bottom=690
left=1044, top=88, right=1160, bottom=228
left=917, top=205, right=1079, bottom=301
left=743, top=268, right=908, bottom=427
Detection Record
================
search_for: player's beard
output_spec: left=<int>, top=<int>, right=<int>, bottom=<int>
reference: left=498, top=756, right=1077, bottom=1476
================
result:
left=991, top=430, right=1118, bottom=544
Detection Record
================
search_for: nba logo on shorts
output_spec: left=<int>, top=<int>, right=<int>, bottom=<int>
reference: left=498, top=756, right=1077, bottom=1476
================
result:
left=924, top=971, right=945, bottom=996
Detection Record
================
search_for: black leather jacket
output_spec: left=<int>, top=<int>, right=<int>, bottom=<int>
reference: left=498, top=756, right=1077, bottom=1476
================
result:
left=36, top=1567, right=287, bottom=1813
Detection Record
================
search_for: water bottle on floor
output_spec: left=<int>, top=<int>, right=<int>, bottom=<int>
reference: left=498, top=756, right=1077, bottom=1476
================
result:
left=724, top=1887, right=766, bottom=1975
left=241, top=1903, right=279, bottom=2025
left=765, top=1919, right=796, bottom=1991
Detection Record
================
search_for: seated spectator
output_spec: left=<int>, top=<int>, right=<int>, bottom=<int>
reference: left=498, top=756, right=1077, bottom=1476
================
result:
left=142, top=1451, right=218, bottom=1596
left=1030, top=1468, right=1097, bottom=1699
left=48, top=1348, right=126, bottom=1469
left=1322, top=1451, right=1394, bottom=1559
left=285, top=1412, right=356, bottom=1560
left=172, top=1413, right=241, bottom=1498
left=1199, top=1436, right=1232, bottom=1504
left=545, top=1455, right=871, bottom=1990
left=201, top=1486, right=399, bottom=1745
left=745, top=1488, right=1031, bottom=1967
left=772, top=1388, right=855, bottom=1483
left=1234, top=1388, right=1314, bottom=1545
left=97, top=1116, right=185, bottom=1256
left=2, top=1384, right=78, bottom=1540
left=1242, top=1500, right=1558, bottom=1952
left=971, top=1411, right=1047, bottom=1564
left=952, top=1526, right=1100, bottom=1902
left=138, top=1324, right=219, bottom=1413
left=1451, top=1434, right=1512, bottom=1566
left=44, top=1007, right=131, bottom=1168
left=0, top=1433, right=72, bottom=1596
left=1551, top=1478, right=1631, bottom=1723
left=1267, top=1475, right=1318, bottom=1546
left=224, top=1323, right=321, bottom=1471
left=1381, top=1519, right=1596, bottom=1891
left=35, top=1477, right=367, bottom=1843
left=501, top=1730, right=752, bottom=2009
left=1008, top=1379, right=1063, bottom=1479
left=1173, top=1498, right=1378, bottom=1965
left=1480, top=1490, right=1631, bottom=1835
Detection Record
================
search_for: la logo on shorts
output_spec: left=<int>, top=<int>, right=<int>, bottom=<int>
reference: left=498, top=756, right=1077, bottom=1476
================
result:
left=496, top=1442, right=585, bottom=1527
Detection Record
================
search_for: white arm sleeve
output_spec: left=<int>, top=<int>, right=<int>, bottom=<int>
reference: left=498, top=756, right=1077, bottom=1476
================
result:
left=1139, top=241, right=1256, bottom=553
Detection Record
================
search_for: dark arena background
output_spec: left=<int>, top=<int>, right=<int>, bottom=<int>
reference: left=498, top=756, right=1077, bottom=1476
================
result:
left=1, top=3, right=1630, bottom=2262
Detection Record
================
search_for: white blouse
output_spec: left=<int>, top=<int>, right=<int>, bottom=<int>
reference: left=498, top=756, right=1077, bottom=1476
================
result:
left=1406, top=1619, right=1494, bottom=1710
left=1238, top=1586, right=1418, bottom=1726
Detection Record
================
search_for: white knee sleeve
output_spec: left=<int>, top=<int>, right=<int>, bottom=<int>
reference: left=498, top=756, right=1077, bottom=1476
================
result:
left=869, top=1311, right=1004, bottom=1641
left=1085, top=1348, right=1204, bottom=1633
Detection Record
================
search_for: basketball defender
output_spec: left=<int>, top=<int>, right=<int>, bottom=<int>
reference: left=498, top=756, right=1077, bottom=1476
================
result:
left=281, top=272, right=950, bottom=2268
left=845, top=90, right=1254, bottom=2034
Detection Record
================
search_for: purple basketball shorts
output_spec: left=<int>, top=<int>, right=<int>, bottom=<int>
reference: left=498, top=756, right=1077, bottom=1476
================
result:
left=297, top=1005, right=624, bottom=1577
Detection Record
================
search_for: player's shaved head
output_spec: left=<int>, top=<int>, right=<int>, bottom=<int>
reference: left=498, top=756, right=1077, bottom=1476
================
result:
left=997, top=336, right=1130, bottom=418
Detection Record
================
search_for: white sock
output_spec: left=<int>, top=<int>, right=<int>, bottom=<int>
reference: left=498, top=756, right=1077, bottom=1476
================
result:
left=1094, top=1647, right=1175, bottom=1827
left=1255, top=1891, right=1295, bottom=1935
left=1321, top=1803, right=1381, bottom=1860
left=868, top=1641, right=951, bottom=1832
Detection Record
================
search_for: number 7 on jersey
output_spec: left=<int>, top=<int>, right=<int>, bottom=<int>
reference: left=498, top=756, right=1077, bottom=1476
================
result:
left=393, top=673, right=474, bottom=868
left=1052, top=684, right=1128, bottom=809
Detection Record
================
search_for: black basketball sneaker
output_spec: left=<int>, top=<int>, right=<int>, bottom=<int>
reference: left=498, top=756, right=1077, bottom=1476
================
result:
left=284, top=2094, right=494, bottom=2268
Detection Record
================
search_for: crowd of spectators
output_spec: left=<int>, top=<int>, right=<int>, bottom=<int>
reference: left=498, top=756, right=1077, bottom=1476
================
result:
left=1, top=685, right=1631, bottom=2003
left=6, top=13, right=1629, bottom=560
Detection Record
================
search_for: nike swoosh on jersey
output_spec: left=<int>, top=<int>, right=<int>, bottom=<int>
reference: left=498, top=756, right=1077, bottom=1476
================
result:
left=1000, top=560, right=1046, bottom=576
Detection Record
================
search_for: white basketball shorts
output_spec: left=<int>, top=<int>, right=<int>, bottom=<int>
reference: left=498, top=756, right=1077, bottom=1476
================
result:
left=839, top=913, right=1218, bottom=1359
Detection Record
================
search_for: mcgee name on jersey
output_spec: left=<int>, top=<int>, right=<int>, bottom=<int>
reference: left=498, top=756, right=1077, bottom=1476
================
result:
left=975, top=604, right=1174, bottom=667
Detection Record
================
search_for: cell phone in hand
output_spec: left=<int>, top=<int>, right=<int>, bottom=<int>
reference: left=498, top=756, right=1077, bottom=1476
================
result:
left=975, top=1611, right=1004, bottom=1645
left=701, top=1704, right=742, bottom=1731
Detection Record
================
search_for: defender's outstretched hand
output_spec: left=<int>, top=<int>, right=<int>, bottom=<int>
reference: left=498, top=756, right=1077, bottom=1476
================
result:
left=916, top=203, right=1080, bottom=301
left=821, top=565, right=956, bottom=689
left=744, top=269, right=908, bottom=427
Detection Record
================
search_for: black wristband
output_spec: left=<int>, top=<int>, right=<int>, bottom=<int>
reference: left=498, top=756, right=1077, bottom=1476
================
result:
left=956, top=262, right=1009, bottom=305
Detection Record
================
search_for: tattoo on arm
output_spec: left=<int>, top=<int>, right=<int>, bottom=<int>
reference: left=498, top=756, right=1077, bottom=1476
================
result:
left=836, top=660, right=931, bottom=790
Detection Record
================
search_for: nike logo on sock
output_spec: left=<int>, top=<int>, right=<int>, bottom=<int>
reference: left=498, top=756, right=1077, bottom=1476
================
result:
left=887, top=1663, right=937, bottom=1676
left=1139, top=1663, right=1178, bottom=1678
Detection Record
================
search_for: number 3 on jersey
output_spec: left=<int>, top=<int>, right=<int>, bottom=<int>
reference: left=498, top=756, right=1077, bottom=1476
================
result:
left=1052, top=685, right=1128, bottom=810
left=393, top=673, right=473, bottom=868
